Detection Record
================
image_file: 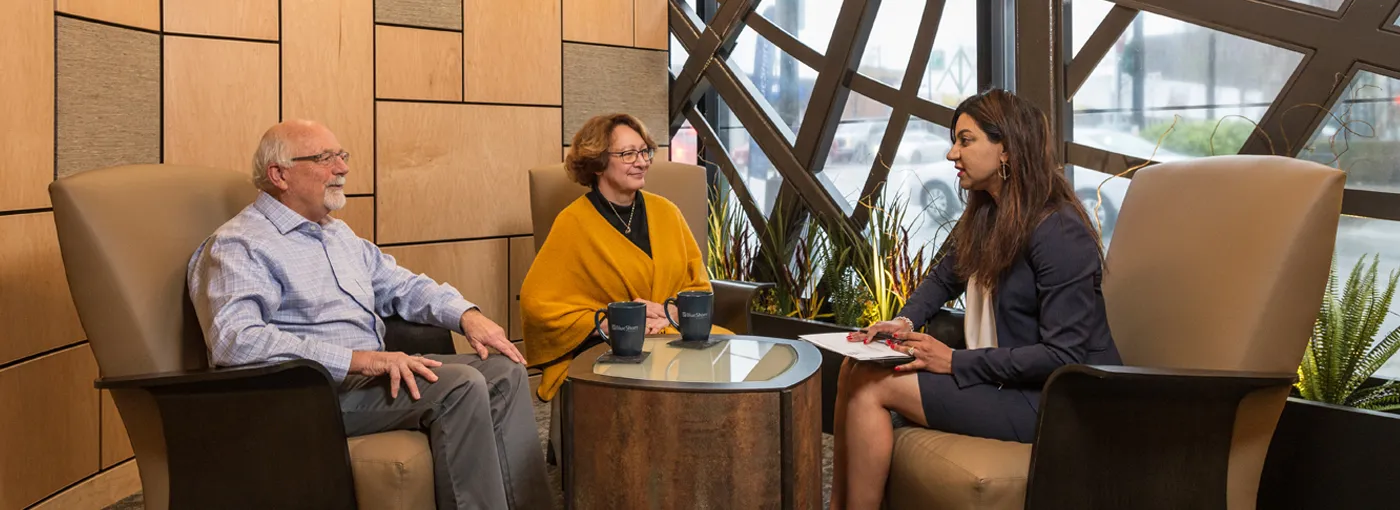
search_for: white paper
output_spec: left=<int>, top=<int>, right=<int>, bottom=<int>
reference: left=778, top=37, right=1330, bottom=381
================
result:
left=798, top=332, right=914, bottom=361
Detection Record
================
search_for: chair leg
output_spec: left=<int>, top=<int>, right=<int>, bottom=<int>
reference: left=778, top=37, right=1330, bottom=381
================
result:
left=549, top=396, right=562, bottom=466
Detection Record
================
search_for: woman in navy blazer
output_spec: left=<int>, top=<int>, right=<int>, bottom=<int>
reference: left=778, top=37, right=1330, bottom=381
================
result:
left=828, top=89, right=1122, bottom=510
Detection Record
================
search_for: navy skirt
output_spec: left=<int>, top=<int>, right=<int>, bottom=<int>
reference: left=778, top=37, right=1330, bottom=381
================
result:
left=916, top=371, right=1039, bottom=443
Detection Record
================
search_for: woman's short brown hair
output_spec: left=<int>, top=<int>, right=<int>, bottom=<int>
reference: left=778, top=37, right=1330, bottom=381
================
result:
left=566, top=113, right=658, bottom=187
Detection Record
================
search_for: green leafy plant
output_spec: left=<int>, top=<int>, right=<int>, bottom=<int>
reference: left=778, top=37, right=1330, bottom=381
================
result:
left=825, top=263, right=867, bottom=327
left=844, top=189, right=933, bottom=326
left=1297, top=255, right=1400, bottom=411
left=705, top=181, right=755, bottom=282
left=749, top=196, right=832, bottom=320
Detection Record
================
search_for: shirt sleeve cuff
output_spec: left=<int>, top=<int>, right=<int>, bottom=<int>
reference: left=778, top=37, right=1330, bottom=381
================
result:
left=438, top=298, right=476, bottom=335
left=949, top=349, right=984, bottom=389
left=321, top=344, right=355, bottom=383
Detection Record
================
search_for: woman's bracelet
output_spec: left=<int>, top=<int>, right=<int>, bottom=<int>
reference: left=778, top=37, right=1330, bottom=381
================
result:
left=893, top=316, right=914, bottom=331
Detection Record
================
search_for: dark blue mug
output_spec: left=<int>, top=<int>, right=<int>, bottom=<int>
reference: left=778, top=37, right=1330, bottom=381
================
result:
left=664, top=290, right=714, bottom=342
left=593, top=301, right=646, bottom=356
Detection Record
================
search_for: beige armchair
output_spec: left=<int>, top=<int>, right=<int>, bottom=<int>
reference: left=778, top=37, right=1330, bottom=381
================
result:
left=886, top=155, right=1344, bottom=509
left=527, top=159, right=771, bottom=464
left=49, top=164, right=452, bottom=510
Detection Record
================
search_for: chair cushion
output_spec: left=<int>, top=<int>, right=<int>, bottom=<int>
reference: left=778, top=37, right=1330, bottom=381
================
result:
left=886, top=427, right=1031, bottom=510
left=346, top=430, right=435, bottom=510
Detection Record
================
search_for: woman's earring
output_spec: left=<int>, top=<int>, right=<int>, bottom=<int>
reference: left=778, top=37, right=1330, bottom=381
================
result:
left=999, top=162, right=1010, bottom=180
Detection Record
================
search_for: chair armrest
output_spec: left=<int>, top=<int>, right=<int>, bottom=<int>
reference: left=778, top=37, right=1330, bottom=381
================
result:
left=383, top=314, right=456, bottom=355
left=925, top=307, right=965, bottom=349
left=1024, top=364, right=1297, bottom=509
left=100, top=358, right=358, bottom=508
left=713, top=279, right=775, bottom=335
left=95, top=359, right=331, bottom=390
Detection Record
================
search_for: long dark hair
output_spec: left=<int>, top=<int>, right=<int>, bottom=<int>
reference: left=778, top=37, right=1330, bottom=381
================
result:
left=948, top=89, right=1102, bottom=291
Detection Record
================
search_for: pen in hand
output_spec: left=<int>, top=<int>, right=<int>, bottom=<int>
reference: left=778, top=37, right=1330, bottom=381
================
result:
left=857, top=330, right=902, bottom=343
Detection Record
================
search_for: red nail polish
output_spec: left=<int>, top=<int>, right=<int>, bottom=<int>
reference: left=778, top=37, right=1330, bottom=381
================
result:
left=894, top=366, right=903, bottom=372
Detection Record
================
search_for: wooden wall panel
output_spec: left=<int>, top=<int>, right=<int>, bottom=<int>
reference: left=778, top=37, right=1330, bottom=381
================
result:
left=336, top=196, right=376, bottom=242
left=375, top=26, right=463, bottom=102
left=0, top=0, right=54, bottom=211
left=563, top=0, right=632, bottom=47
left=29, top=459, right=139, bottom=510
left=464, top=0, right=561, bottom=105
left=165, top=0, right=280, bottom=41
left=634, top=0, right=669, bottom=50
left=164, top=37, right=280, bottom=173
left=56, top=0, right=161, bottom=31
left=56, top=17, right=161, bottom=179
left=375, top=0, right=462, bottom=31
left=100, top=390, right=133, bottom=469
left=383, top=239, right=510, bottom=353
left=508, top=236, right=537, bottom=341
left=283, top=0, right=375, bottom=195
left=0, top=346, right=100, bottom=510
left=377, top=103, right=560, bottom=243
left=563, top=44, right=669, bottom=145
left=0, top=213, right=85, bottom=366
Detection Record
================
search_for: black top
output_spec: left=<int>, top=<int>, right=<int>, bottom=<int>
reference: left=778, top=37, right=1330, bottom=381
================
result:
left=586, top=186, right=651, bottom=257
left=897, top=205, right=1121, bottom=393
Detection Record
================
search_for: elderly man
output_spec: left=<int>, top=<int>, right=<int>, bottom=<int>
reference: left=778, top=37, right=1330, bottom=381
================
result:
left=187, top=119, right=553, bottom=510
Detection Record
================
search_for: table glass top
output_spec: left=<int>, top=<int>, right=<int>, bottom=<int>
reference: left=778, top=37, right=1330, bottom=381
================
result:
left=591, top=336, right=798, bottom=383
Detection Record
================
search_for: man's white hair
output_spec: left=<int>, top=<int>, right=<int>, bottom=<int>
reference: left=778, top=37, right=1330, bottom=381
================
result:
left=251, top=128, right=293, bottom=191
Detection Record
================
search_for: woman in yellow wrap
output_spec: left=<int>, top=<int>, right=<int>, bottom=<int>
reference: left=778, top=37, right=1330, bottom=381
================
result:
left=522, top=113, right=731, bottom=401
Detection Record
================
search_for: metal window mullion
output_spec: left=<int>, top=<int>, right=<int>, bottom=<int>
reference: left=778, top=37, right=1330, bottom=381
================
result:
left=668, top=0, right=763, bottom=133
left=1065, top=5, right=1138, bottom=100
left=851, top=0, right=949, bottom=228
left=743, top=11, right=824, bottom=70
left=685, top=107, right=773, bottom=240
left=705, top=60, right=865, bottom=248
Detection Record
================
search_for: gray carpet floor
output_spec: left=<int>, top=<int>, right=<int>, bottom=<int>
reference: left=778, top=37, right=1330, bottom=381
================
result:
left=104, top=399, right=835, bottom=509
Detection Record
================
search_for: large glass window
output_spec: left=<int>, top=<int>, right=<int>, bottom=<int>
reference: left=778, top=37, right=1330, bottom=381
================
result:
left=671, top=120, right=698, bottom=166
left=1069, top=166, right=1131, bottom=247
left=919, top=0, right=979, bottom=107
left=1067, top=0, right=1114, bottom=58
left=858, top=0, right=923, bottom=88
left=716, top=97, right=784, bottom=215
left=670, top=34, right=687, bottom=75
left=1278, top=0, right=1346, bottom=10
left=1298, top=70, right=1400, bottom=194
left=755, top=0, right=839, bottom=54
left=887, top=118, right=959, bottom=252
left=823, top=92, right=893, bottom=214
left=1070, top=3, right=1304, bottom=162
left=728, top=27, right=820, bottom=139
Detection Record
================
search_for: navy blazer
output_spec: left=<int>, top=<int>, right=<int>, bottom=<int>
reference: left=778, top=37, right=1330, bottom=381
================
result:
left=896, top=206, right=1121, bottom=400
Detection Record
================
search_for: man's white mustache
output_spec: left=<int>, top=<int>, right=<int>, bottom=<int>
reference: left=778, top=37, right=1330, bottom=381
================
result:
left=326, top=178, right=347, bottom=188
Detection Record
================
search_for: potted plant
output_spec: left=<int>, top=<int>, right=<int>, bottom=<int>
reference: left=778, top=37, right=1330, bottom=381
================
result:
left=1258, top=255, right=1400, bottom=509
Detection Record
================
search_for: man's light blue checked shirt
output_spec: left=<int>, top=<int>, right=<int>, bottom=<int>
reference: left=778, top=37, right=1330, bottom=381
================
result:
left=187, top=192, right=475, bottom=382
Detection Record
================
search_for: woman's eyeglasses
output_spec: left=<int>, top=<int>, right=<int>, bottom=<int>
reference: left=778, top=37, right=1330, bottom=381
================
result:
left=607, top=148, right=655, bottom=164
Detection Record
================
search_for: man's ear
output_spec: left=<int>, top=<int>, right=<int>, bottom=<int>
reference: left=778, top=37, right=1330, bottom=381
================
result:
left=267, top=164, right=291, bottom=191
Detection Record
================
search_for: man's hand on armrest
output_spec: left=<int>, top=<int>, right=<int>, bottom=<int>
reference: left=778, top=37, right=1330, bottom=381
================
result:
left=460, top=308, right=524, bottom=364
left=348, top=351, right=443, bottom=400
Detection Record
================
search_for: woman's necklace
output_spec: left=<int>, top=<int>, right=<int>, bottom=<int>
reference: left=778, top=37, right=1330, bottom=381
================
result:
left=605, top=198, right=635, bottom=234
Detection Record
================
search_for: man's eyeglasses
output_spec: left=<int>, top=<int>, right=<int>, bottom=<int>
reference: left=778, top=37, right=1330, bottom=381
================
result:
left=607, top=148, right=655, bottom=164
left=291, top=150, right=351, bottom=165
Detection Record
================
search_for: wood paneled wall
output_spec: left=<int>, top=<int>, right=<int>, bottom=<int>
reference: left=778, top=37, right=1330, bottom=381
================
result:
left=1, top=0, right=669, bottom=507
